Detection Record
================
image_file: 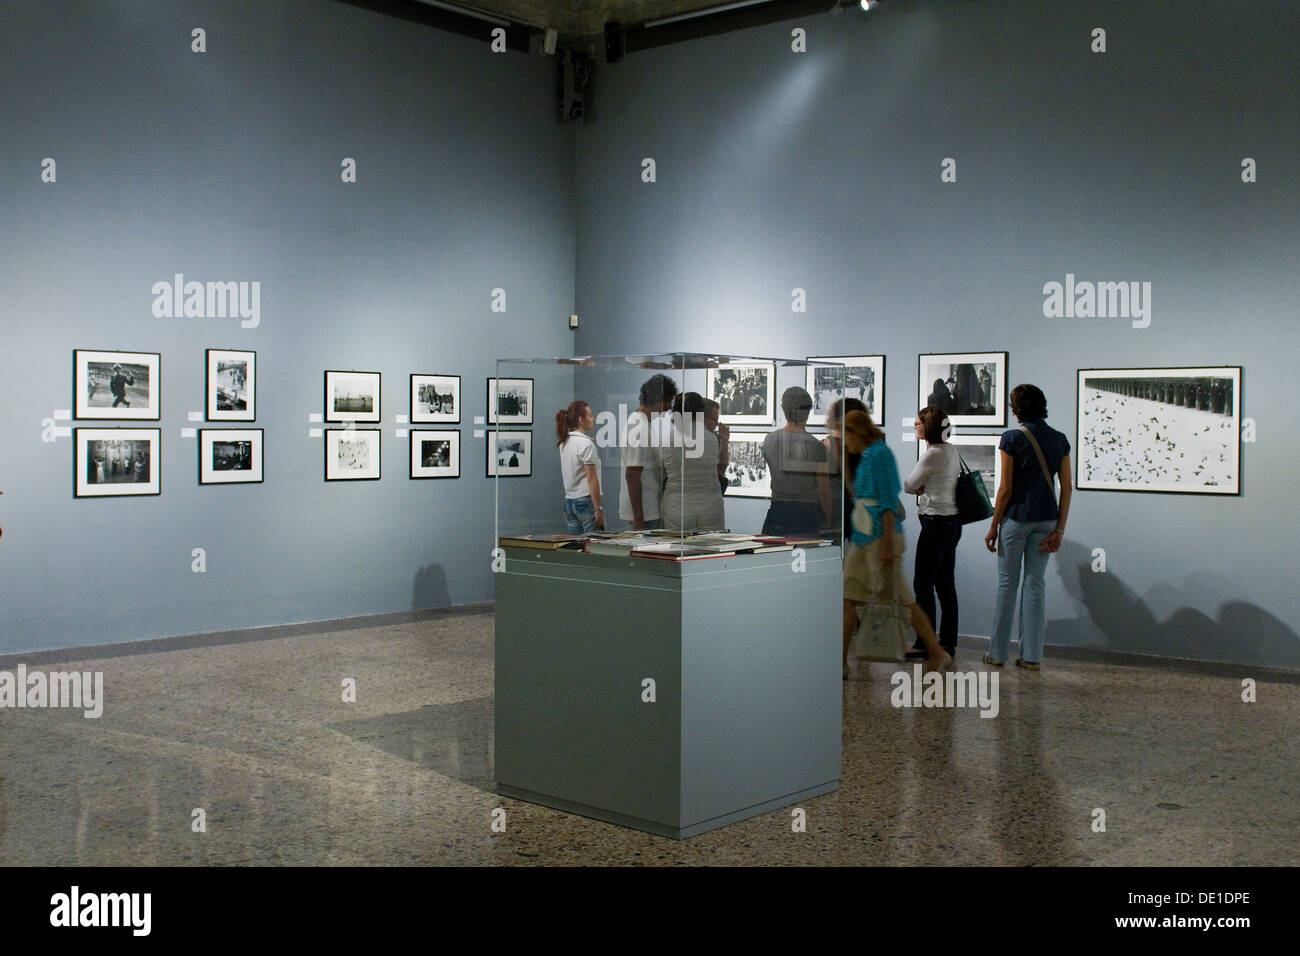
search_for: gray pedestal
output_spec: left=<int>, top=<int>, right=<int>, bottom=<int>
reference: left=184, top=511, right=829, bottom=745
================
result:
left=495, top=547, right=842, bottom=838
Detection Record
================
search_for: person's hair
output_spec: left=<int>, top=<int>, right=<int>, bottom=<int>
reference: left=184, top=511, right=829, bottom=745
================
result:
left=671, top=391, right=707, bottom=416
left=703, top=398, right=720, bottom=416
left=932, top=378, right=948, bottom=394
left=826, top=397, right=867, bottom=428
left=639, top=373, right=679, bottom=409
left=555, top=400, right=590, bottom=446
left=843, top=409, right=884, bottom=445
left=780, top=386, right=814, bottom=424
left=1009, top=384, right=1048, bottom=421
left=917, top=405, right=950, bottom=444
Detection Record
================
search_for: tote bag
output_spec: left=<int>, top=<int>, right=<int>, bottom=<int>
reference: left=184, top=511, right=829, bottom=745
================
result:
left=955, top=456, right=994, bottom=525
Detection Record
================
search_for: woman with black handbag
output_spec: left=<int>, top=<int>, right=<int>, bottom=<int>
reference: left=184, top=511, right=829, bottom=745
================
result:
left=903, top=406, right=963, bottom=659
left=982, top=384, right=1073, bottom=670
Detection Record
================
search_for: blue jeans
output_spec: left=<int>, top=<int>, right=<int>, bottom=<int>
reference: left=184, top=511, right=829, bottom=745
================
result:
left=563, top=496, right=597, bottom=534
left=989, top=518, right=1056, bottom=663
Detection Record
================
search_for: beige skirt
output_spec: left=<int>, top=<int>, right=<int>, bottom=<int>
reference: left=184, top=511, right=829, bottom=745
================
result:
left=843, top=536, right=915, bottom=606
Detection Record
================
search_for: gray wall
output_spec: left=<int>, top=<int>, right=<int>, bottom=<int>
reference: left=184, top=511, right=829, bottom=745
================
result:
left=573, top=1, right=1300, bottom=667
left=0, top=0, right=575, bottom=652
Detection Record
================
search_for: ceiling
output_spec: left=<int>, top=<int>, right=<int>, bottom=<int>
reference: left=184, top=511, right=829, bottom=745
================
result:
left=414, top=0, right=807, bottom=38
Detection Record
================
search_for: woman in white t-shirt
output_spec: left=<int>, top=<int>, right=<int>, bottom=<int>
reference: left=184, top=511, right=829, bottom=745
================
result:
left=556, top=401, right=604, bottom=533
left=903, top=405, right=962, bottom=658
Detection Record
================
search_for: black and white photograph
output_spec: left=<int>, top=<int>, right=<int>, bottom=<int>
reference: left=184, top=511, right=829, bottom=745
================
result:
left=325, top=428, right=381, bottom=481
left=487, top=377, right=533, bottom=425
left=806, top=355, right=884, bottom=426
left=919, top=434, right=1001, bottom=502
left=487, top=430, right=532, bottom=477
left=206, top=349, right=255, bottom=421
left=918, top=351, right=1007, bottom=427
left=411, top=373, right=460, bottom=424
left=721, top=432, right=771, bottom=498
left=74, top=349, right=161, bottom=421
left=410, top=430, right=460, bottom=479
left=1077, top=367, right=1241, bottom=495
left=199, top=429, right=264, bottom=485
left=74, top=428, right=161, bottom=497
left=324, top=370, right=381, bottom=423
left=706, top=362, right=774, bottom=426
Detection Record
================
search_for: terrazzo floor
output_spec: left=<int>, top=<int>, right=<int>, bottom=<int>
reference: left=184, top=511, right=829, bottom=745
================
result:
left=1, top=607, right=1296, bottom=866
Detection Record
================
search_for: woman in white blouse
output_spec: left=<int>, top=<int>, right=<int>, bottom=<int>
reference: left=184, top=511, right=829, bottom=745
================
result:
left=903, top=406, right=962, bottom=658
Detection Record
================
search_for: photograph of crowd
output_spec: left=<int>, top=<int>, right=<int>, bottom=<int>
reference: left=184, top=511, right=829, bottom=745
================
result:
left=806, top=355, right=883, bottom=426
left=706, top=362, right=774, bottom=425
left=75, top=428, right=161, bottom=497
left=722, top=433, right=771, bottom=498
left=325, top=428, right=381, bottom=480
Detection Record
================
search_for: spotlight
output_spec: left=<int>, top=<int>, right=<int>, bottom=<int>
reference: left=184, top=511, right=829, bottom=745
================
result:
left=860, top=0, right=880, bottom=9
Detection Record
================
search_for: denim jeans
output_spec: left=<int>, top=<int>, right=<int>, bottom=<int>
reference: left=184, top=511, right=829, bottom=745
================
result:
left=563, top=496, right=597, bottom=534
left=988, top=517, right=1056, bottom=663
left=913, top=514, right=962, bottom=651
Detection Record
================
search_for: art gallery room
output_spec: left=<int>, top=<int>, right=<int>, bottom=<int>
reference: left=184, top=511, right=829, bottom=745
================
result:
left=1, top=0, right=1298, bottom=885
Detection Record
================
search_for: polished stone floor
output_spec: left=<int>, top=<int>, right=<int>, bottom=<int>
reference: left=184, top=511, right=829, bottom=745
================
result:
left=1, top=607, right=1296, bottom=866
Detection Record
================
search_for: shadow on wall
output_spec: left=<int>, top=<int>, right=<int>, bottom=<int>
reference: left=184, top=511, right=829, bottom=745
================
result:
left=412, top=564, right=450, bottom=611
left=1046, top=540, right=1300, bottom=669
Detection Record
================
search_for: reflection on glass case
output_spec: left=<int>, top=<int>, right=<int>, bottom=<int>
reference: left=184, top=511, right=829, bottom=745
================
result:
left=493, top=353, right=849, bottom=557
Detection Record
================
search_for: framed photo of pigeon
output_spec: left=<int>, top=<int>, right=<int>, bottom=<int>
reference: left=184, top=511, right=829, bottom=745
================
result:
left=1076, top=367, right=1241, bottom=495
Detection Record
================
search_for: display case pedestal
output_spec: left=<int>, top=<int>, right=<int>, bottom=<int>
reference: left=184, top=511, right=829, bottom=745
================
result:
left=495, top=547, right=842, bottom=838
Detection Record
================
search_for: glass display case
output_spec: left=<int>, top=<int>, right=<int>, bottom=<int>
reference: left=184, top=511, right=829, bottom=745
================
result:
left=492, top=354, right=847, bottom=838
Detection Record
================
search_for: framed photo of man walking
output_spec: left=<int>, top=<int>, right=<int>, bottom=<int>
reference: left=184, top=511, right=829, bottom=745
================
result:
left=74, top=350, right=161, bottom=421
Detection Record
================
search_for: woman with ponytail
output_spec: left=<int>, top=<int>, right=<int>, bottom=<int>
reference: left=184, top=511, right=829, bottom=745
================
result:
left=556, top=401, right=604, bottom=533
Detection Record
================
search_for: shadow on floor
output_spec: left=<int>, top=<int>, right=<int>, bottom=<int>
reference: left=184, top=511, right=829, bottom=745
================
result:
left=331, top=697, right=494, bottom=791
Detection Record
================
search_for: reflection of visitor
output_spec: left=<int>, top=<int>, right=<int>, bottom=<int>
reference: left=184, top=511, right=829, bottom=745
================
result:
left=762, top=386, right=829, bottom=536
left=621, top=373, right=678, bottom=530
left=110, top=364, right=135, bottom=408
left=658, top=392, right=726, bottom=532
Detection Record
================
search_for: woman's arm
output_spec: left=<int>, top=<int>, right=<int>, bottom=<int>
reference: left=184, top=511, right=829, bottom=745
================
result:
left=1040, top=454, right=1072, bottom=553
left=984, top=449, right=1014, bottom=553
left=903, top=446, right=940, bottom=495
left=582, top=462, right=603, bottom=526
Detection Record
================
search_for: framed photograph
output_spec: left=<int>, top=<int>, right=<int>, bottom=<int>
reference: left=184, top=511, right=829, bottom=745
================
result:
left=487, top=377, right=533, bottom=425
left=706, top=361, right=775, bottom=426
left=74, top=428, right=161, bottom=497
left=918, top=351, right=1007, bottom=427
left=411, top=373, right=460, bottom=424
left=721, top=432, right=771, bottom=499
left=325, top=428, right=381, bottom=481
left=206, top=349, right=255, bottom=421
left=199, top=429, right=263, bottom=484
left=410, top=430, right=460, bottom=479
left=1077, top=367, right=1241, bottom=495
left=806, top=355, right=884, bottom=426
left=919, top=435, right=1002, bottom=500
left=74, top=350, right=160, bottom=420
left=487, top=431, right=532, bottom=477
left=324, top=370, right=381, bottom=423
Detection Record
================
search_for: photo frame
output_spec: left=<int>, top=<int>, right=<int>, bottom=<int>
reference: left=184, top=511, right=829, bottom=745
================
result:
left=1077, top=367, right=1241, bottom=495
left=410, top=430, right=460, bottom=479
left=487, top=430, right=532, bottom=477
left=917, top=351, right=1007, bottom=427
left=806, top=355, right=884, bottom=426
left=487, top=377, right=533, bottom=425
left=206, top=349, right=255, bottom=421
left=199, top=429, right=264, bottom=484
left=74, top=428, right=161, bottom=497
left=411, top=373, right=460, bottom=424
left=74, top=350, right=161, bottom=420
left=706, top=361, right=775, bottom=426
left=324, top=428, right=381, bottom=481
left=324, top=370, right=381, bottom=423
left=721, top=431, right=771, bottom=498
left=918, top=434, right=1002, bottom=501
